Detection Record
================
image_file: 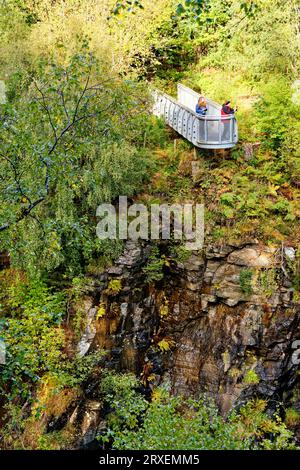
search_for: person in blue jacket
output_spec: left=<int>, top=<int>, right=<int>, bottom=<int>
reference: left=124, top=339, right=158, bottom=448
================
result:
left=195, top=97, right=207, bottom=116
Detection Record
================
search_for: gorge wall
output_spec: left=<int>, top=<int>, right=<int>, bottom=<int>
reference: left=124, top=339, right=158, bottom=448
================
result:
left=71, top=240, right=300, bottom=446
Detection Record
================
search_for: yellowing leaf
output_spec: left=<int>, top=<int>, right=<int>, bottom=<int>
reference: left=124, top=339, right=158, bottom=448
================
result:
left=159, top=304, right=169, bottom=317
left=96, top=304, right=106, bottom=319
left=157, top=338, right=175, bottom=352
left=151, top=389, right=162, bottom=402
left=147, top=373, right=156, bottom=383
left=268, top=185, right=279, bottom=196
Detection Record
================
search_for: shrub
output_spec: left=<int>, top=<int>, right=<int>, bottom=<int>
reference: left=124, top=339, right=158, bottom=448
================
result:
left=285, top=408, right=300, bottom=428
left=143, top=246, right=165, bottom=284
left=0, top=278, right=66, bottom=400
left=106, top=279, right=122, bottom=295
left=239, top=268, right=253, bottom=296
left=98, top=378, right=297, bottom=450
left=243, top=369, right=260, bottom=385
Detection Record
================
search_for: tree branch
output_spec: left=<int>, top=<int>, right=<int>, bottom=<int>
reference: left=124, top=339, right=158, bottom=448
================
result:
left=0, top=99, right=115, bottom=232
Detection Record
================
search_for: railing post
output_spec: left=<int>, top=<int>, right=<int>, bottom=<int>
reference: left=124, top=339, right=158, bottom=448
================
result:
left=162, top=97, right=167, bottom=119
left=167, top=100, right=171, bottom=124
left=171, top=102, right=176, bottom=125
left=218, top=119, right=222, bottom=144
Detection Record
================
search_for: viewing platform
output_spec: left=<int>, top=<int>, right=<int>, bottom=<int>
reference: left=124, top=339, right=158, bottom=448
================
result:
left=153, top=83, right=238, bottom=150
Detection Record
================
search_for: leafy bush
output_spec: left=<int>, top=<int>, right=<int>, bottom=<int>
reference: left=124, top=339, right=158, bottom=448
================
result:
left=0, top=274, right=104, bottom=401
left=143, top=246, right=165, bottom=284
left=239, top=268, right=253, bottom=296
left=243, top=369, right=260, bottom=385
left=98, top=372, right=148, bottom=445
left=285, top=408, right=300, bottom=428
left=0, top=278, right=66, bottom=400
left=255, top=78, right=300, bottom=152
left=106, top=279, right=122, bottom=295
left=98, top=376, right=297, bottom=450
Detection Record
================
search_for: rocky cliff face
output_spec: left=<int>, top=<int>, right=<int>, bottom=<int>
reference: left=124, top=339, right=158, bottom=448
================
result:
left=73, top=240, right=300, bottom=445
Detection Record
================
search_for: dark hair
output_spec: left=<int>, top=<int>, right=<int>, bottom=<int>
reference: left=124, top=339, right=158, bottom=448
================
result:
left=224, top=100, right=231, bottom=105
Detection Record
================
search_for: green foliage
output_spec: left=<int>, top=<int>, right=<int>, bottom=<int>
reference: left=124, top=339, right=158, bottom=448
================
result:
left=67, top=276, right=91, bottom=339
left=234, top=399, right=296, bottom=450
left=58, top=350, right=105, bottom=388
left=142, top=246, right=165, bottom=284
left=98, top=372, right=148, bottom=444
left=0, top=278, right=66, bottom=400
left=285, top=408, right=300, bottom=428
left=106, top=279, right=122, bottom=295
left=0, top=45, right=151, bottom=277
left=0, top=272, right=104, bottom=402
left=144, top=129, right=299, bottom=246
left=255, top=78, right=300, bottom=152
left=36, top=426, right=76, bottom=451
left=99, top=377, right=297, bottom=450
left=1, top=0, right=300, bottom=452
left=142, top=117, right=170, bottom=149
left=0, top=370, right=80, bottom=449
left=239, top=268, right=253, bottom=296
left=257, top=268, right=278, bottom=298
left=174, top=244, right=191, bottom=263
left=111, top=0, right=144, bottom=16
left=243, top=369, right=260, bottom=385
left=0, top=402, right=25, bottom=449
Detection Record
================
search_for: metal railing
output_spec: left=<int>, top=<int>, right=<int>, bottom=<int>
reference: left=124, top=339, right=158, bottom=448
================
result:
left=153, top=84, right=238, bottom=150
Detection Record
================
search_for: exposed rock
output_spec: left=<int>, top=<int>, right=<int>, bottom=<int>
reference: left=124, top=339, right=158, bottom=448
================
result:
left=115, top=241, right=143, bottom=267
left=186, top=281, right=202, bottom=291
left=206, top=245, right=234, bottom=259
left=227, top=246, right=275, bottom=268
left=211, top=262, right=259, bottom=306
left=204, top=260, right=222, bottom=283
left=201, top=294, right=217, bottom=310
left=284, top=247, right=296, bottom=261
left=107, top=266, right=123, bottom=276
left=182, top=253, right=205, bottom=271
left=239, top=306, right=262, bottom=346
left=77, top=299, right=97, bottom=357
left=81, top=400, right=102, bottom=445
left=74, top=240, right=300, bottom=422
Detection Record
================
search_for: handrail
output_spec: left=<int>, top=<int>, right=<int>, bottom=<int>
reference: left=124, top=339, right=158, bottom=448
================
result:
left=153, top=88, right=236, bottom=120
